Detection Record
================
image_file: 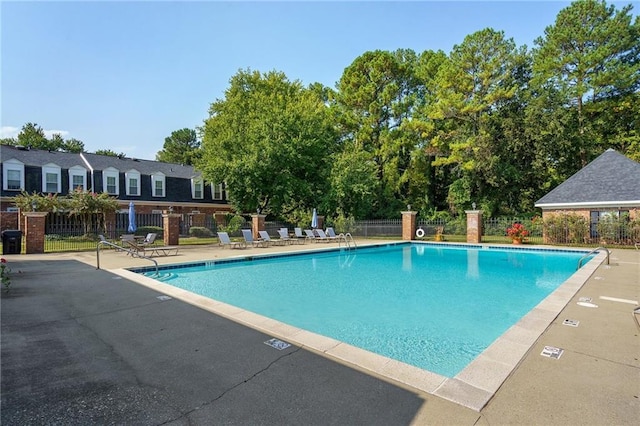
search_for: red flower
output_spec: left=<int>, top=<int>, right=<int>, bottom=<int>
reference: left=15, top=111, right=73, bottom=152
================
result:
left=1, top=258, right=6, bottom=263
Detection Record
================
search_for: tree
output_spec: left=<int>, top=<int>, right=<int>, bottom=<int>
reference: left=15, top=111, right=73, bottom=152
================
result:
left=62, top=138, right=85, bottom=153
left=335, top=49, right=421, bottom=217
left=199, top=69, right=338, bottom=218
left=156, top=128, right=201, bottom=165
left=95, top=149, right=126, bottom=157
left=17, top=123, right=50, bottom=150
left=532, top=0, right=640, bottom=167
left=424, top=29, right=522, bottom=214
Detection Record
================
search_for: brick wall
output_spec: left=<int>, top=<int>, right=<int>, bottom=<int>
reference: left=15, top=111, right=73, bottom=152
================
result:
left=0, top=211, right=19, bottom=232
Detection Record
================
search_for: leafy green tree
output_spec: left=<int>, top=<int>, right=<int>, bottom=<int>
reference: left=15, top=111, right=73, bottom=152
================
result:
left=62, top=138, right=85, bottom=153
left=335, top=49, right=421, bottom=217
left=17, top=123, right=51, bottom=150
left=326, top=146, right=379, bottom=219
left=156, top=128, right=201, bottom=165
left=532, top=0, right=640, bottom=167
left=424, top=29, right=522, bottom=214
left=199, top=69, right=338, bottom=217
left=0, top=138, right=17, bottom=146
left=95, top=149, right=126, bottom=157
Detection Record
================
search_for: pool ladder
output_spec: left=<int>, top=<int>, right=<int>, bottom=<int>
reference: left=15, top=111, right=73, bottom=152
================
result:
left=338, top=233, right=357, bottom=250
left=577, top=246, right=610, bottom=269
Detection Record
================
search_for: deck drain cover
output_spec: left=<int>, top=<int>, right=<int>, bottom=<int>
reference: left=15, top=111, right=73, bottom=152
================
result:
left=112, top=277, right=122, bottom=280
left=264, top=338, right=291, bottom=350
left=578, top=297, right=592, bottom=303
left=541, top=346, right=564, bottom=359
left=563, top=319, right=580, bottom=327
left=156, top=295, right=172, bottom=301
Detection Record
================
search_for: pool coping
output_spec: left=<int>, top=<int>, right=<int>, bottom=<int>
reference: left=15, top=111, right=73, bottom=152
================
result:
left=111, top=242, right=606, bottom=412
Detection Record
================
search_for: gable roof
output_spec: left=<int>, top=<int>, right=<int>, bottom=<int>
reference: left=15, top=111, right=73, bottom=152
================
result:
left=0, top=145, right=201, bottom=179
left=535, top=149, right=640, bottom=209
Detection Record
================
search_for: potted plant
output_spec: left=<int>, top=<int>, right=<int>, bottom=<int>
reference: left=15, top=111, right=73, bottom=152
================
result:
left=506, top=223, right=529, bottom=244
left=434, top=226, right=445, bottom=242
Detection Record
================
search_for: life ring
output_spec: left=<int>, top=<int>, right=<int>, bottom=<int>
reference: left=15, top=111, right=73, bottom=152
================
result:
left=415, top=228, right=425, bottom=238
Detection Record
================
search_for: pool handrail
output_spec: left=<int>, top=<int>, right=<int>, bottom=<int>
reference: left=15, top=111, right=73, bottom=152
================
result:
left=578, top=246, right=610, bottom=269
left=96, top=240, right=159, bottom=276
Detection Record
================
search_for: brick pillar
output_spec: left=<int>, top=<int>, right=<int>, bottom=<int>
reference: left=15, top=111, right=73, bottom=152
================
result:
left=162, top=212, right=181, bottom=246
left=251, top=214, right=266, bottom=239
left=213, top=212, right=227, bottom=230
left=104, top=211, right=116, bottom=239
left=191, top=213, right=206, bottom=227
left=23, top=212, right=48, bottom=254
left=466, top=210, right=482, bottom=244
left=402, top=211, right=417, bottom=241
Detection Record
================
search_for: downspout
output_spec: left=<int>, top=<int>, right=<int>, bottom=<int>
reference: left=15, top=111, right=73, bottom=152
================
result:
left=79, top=152, right=94, bottom=192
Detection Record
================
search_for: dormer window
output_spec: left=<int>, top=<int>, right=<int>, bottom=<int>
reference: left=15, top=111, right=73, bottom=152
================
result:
left=102, top=167, right=119, bottom=195
left=2, top=159, right=24, bottom=191
left=125, top=169, right=141, bottom=196
left=191, top=178, right=203, bottom=199
left=68, top=165, right=87, bottom=192
left=212, top=183, right=223, bottom=200
left=42, top=163, right=62, bottom=193
left=151, top=172, right=165, bottom=197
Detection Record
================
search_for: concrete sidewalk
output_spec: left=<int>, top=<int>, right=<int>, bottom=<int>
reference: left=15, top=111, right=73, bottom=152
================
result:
left=1, top=243, right=638, bottom=425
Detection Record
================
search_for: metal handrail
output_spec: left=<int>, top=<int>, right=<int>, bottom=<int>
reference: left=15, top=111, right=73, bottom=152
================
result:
left=578, top=246, right=610, bottom=269
left=96, top=240, right=159, bottom=276
left=338, top=233, right=357, bottom=250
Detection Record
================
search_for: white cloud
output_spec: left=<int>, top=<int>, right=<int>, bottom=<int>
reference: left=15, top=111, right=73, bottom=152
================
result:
left=44, top=129, right=70, bottom=139
left=0, top=126, right=20, bottom=139
left=0, top=126, right=71, bottom=140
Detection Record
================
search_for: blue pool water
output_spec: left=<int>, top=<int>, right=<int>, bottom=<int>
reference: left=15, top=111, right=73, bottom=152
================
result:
left=138, top=244, right=588, bottom=377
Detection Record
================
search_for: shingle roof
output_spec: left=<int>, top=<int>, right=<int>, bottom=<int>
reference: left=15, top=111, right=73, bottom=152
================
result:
left=535, top=149, right=640, bottom=208
left=0, top=145, right=201, bottom=179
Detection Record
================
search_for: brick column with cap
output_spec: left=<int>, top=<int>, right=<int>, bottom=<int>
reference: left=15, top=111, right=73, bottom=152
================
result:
left=401, top=210, right=417, bottom=241
left=23, top=212, right=48, bottom=254
left=466, top=209, right=482, bottom=244
left=162, top=212, right=181, bottom=246
left=251, top=214, right=266, bottom=239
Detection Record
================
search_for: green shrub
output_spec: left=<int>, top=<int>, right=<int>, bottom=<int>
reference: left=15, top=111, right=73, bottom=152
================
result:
left=543, top=213, right=588, bottom=244
left=189, top=226, right=213, bottom=238
left=135, top=226, right=163, bottom=237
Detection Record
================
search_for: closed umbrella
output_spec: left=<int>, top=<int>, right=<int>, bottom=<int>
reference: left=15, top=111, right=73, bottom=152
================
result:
left=128, top=202, right=137, bottom=233
left=311, top=208, right=318, bottom=229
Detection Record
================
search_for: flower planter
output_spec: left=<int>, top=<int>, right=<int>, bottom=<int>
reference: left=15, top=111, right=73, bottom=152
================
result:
left=512, top=238, right=523, bottom=245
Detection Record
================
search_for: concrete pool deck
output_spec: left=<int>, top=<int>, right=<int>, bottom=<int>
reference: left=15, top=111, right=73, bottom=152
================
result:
left=1, top=240, right=638, bottom=424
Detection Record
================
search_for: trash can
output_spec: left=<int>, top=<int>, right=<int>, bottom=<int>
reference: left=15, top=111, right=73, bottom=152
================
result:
left=2, top=230, right=22, bottom=254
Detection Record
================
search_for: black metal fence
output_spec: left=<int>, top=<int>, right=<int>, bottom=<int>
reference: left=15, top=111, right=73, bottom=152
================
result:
left=6, top=211, right=636, bottom=254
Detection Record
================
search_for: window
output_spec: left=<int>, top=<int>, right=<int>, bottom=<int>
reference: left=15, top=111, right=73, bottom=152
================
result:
left=151, top=172, right=165, bottom=198
left=212, top=183, right=223, bottom=200
left=42, top=163, right=61, bottom=193
left=191, top=178, right=203, bottom=199
left=2, top=159, right=25, bottom=191
left=68, top=165, right=87, bottom=192
left=102, top=167, right=119, bottom=195
left=125, top=169, right=141, bottom=196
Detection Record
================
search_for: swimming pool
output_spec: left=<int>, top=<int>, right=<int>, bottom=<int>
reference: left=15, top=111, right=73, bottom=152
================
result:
left=133, top=243, right=591, bottom=378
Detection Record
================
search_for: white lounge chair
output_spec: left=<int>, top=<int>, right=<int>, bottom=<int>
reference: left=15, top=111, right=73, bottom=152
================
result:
left=259, top=230, right=286, bottom=246
left=278, top=229, right=303, bottom=245
left=242, top=229, right=268, bottom=248
left=325, top=227, right=343, bottom=240
left=314, top=229, right=332, bottom=243
left=217, top=232, right=246, bottom=249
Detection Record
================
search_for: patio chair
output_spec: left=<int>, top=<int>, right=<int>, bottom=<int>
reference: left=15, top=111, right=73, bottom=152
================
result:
left=325, top=227, right=344, bottom=240
left=278, top=229, right=303, bottom=245
left=140, top=233, right=158, bottom=246
left=217, top=232, right=246, bottom=249
left=123, top=239, right=179, bottom=257
left=242, top=229, right=268, bottom=248
left=304, top=229, right=318, bottom=242
left=314, top=229, right=332, bottom=243
left=294, top=227, right=307, bottom=243
left=259, top=230, right=286, bottom=246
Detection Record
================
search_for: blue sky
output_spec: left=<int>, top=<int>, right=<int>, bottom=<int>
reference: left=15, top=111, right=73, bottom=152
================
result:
left=2, top=1, right=627, bottom=160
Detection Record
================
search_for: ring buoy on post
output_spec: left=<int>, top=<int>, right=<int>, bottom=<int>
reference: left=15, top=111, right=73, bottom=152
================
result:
left=415, top=228, right=425, bottom=238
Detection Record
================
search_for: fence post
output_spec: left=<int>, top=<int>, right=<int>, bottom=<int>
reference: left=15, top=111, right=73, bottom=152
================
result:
left=465, top=209, right=482, bottom=243
left=402, top=210, right=417, bottom=241
left=23, top=212, right=48, bottom=254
